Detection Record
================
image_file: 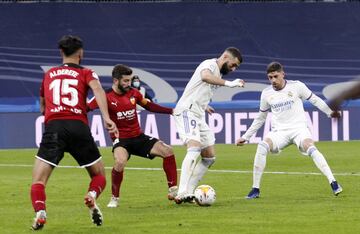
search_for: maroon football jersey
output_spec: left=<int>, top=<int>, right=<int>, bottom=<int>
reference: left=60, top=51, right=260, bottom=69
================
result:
left=40, top=63, right=99, bottom=124
left=88, top=88, right=144, bottom=139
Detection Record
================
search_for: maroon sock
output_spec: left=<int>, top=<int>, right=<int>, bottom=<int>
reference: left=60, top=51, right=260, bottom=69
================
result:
left=31, top=183, right=46, bottom=212
left=163, top=155, right=177, bottom=187
left=88, top=174, right=106, bottom=198
left=111, top=168, right=124, bottom=198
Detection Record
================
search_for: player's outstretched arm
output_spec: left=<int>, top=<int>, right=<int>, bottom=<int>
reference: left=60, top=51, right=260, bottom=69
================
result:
left=236, top=110, right=268, bottom=146
left=141, top=98, right=173, bottom=115
left=200, top=69, right=245, bottom=87
left=308, top=94, right=340, bottom=118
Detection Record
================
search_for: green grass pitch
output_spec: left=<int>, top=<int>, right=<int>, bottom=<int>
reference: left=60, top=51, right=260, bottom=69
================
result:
left=0, top=141, right=359, bottom=233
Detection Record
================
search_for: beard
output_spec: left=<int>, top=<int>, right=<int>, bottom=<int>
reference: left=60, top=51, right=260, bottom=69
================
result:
left=220, top=62, right=231, bottom=75
left=118, top=84, right=131, bottom=93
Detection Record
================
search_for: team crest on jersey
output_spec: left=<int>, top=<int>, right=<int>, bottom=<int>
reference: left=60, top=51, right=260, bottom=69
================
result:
left=130, top=96, right=136, bottom=105
left=288, top=91, right=293, bottom=97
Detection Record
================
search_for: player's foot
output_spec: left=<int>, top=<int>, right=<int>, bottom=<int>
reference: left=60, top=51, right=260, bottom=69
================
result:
left=246, top=188, right=260, bottom=199
left=31, top=210, right=47, bottom=230
left=107, top=196, right=119, bottom=208
left=174, top=192, right=195, bottom=204
left=167, top=186, right=178, bottom=200
left=84, top=192, right=103, bottom=226
left=330, top=181, right=343, bottom=196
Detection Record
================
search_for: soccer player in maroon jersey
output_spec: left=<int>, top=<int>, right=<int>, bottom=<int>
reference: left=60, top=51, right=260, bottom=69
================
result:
left=30, top=35, right=118, bottom=230
left=88, top=64, right=178, bottom=208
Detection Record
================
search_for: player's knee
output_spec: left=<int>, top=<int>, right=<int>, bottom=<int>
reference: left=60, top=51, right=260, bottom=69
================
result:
left=162, top=145, right=174, bottom=157
left=202, top=156, right=216, bottom=168
left=257, top=141, right=270, bottom=155
left=114, top=156, right=127, bottom=170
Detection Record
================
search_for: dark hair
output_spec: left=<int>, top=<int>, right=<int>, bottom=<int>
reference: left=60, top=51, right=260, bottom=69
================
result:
left=58, top=35, right=83, bottom=57
left=112, top=64, right=133, bottom=79
left=225, top=47, right=243, bottom=63
left=267, top=62, right=283, bottom=74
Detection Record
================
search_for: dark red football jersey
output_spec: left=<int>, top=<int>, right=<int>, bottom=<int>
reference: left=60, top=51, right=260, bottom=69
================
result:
left=88, top=88, right=144, bottom=139
left=40, top=63, right=99, bottom=124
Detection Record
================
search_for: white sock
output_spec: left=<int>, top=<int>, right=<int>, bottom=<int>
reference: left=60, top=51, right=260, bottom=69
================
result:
left=187, top=157, right=216, bottom=193
left=252, top=141, right=269, bottom=189
left=177, top=147, right=201, bottom=194
left=307, top=146, right=335, bottom=183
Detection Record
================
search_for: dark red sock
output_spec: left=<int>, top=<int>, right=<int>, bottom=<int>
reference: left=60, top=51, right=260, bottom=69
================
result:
left=31, top=183, right=46, bottom=212
left=88, top=174, right=106, bottom=198
left=163, top=155, right=177, bottom=187
left=111, top=168, right=124, bottom=198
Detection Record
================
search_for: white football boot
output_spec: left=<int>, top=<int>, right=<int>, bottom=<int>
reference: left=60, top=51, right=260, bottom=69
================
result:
left=107, top=196, right=119, bottom=208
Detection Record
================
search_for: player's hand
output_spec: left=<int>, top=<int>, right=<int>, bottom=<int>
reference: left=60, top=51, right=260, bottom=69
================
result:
left=224, top=79, right=245, bottom=88
left=104, top=118, right=119, bottom=138
left=328, top=99, right=342, bottom=112
left=236, top=137, right=247, bottom=146
left=330, top=111, right=341, bottom=118
left=206, top=105, right=215, bottom=115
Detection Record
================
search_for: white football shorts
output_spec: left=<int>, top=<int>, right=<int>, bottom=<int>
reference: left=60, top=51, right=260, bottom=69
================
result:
left=265, top=127, right=313, bottom=155
left=173, top=110, right=215, bottom=148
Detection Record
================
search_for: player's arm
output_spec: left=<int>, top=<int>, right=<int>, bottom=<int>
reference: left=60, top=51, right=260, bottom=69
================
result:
left=89, top=79, right=118, bottom=136
left=39, top=78, right=45, bottom=115
left=329, top=82, right=360, bottom=111
left=200, top=69, right=244, bottom=88
left=236, top=92, right=269, bottom=146
left=307, top=94, right=340, bottom=117
left=299, top=82, right=340, bottom=118
left=40, top=96, right=45, bottom=115
left=236, top=110, right=268, bottom=146
left=86, top=96, right=99, bottom=112
left=139, top=98, right=173, bottom=114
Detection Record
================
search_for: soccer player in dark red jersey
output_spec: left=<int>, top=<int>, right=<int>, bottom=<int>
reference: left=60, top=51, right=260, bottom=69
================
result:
left=30, top=35, right=118, bottom=230
left=88, top=64, right=178, bottom=208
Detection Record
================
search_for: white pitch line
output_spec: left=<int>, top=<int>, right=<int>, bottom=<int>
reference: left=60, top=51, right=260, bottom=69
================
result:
left=0, top=163, right=359, bottom=176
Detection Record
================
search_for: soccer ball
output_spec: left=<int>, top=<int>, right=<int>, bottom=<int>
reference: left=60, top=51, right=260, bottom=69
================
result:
left=194, top=184, right=216, bottom=206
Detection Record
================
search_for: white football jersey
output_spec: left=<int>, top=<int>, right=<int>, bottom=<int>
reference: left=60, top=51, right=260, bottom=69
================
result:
left=260, top=80, right=312, bottom=131
left=174, top=58, right=220, bottom=116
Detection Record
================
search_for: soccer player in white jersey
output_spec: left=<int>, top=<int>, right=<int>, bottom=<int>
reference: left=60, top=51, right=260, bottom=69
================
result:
left=236, top=62, right=342, bottom=199
left=173, top=47, right=244, bottom=203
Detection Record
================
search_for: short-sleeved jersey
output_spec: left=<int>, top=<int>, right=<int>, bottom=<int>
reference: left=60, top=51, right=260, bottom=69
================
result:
left=40, top=63, right=99, bottom=125
left=260, top=80, right=312, bottom=131
left=174, top=58, right=221, bottom=116
left=88, top=88, right=144, bottom=139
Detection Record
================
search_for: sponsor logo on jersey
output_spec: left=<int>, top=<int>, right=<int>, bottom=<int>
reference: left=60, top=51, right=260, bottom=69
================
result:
left=111, top=101, right=117, bottom=107
left=117, top=109, right=136, bottom=119
left=288, top=91, right=293, bottom=97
